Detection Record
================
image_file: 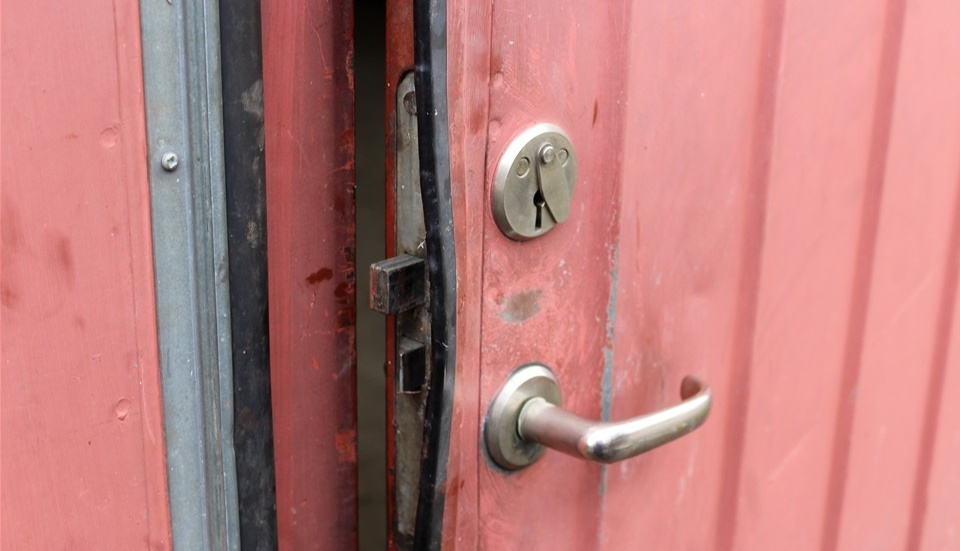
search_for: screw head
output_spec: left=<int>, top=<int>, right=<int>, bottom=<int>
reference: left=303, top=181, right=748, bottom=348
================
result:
left=160, top=152, right=180, bottom=172
left=539, top=144, right=556, bottom=165
left=557, top=148, right=569, bottom=164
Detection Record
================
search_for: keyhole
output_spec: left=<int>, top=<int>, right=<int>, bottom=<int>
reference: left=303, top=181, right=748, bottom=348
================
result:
left=533, top=189, right=545, bottom=230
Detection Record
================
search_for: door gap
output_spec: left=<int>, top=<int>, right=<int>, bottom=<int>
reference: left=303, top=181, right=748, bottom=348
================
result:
left=354, top=2, right=388, bottom=550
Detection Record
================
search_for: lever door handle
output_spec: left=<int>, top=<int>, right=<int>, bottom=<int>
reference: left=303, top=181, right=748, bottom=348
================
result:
left=485, top=364, right=711, bottom=470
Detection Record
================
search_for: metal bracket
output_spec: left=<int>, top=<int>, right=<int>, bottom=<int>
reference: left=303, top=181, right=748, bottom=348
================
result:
left=368, top=72, right=431, bottom=547
left=139, top=0, right=239, bottom=548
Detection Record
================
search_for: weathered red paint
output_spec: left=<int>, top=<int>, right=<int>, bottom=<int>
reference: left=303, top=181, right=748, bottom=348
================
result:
left=835, top=0, right=960, bottom=546
left=918, top=280, right=960, bottom=550
left=440, top=4, right=495, bottom=548
left=261, top=1, right=358, bottom=549
left=1, top=0, right=172, bottom=548
left=440, top=0, right=960, bottom=549
left=473, top=3, right=634, bottom=548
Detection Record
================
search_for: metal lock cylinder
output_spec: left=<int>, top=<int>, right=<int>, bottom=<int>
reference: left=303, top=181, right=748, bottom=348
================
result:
left=492, top=124, right=577, bottom=240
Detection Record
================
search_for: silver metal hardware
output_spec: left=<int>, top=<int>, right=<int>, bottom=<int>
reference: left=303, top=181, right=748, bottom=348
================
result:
left=485, top=364, right=712, bottom=470
left=141, top=0, right=238, bottom=545
left=484, top=364, right=562, bottom=468
left=492, top=124, right=577, bottom=240
left=160, top=151, right=180, bottom=171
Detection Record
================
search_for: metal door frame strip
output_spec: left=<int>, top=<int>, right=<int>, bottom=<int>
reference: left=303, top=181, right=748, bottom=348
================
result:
left=139, top=0, right=240, bottom=548
left=412, top=0, right=458, bottom=548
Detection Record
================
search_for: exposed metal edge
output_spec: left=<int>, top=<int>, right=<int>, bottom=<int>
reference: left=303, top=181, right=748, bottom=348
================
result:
left=412, top=0, right=458, bottom=548
left=139, top=0, right=240, bottom=548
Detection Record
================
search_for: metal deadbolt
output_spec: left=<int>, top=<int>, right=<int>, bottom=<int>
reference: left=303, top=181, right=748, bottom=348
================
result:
left=492, top=124, right=577, bottom=240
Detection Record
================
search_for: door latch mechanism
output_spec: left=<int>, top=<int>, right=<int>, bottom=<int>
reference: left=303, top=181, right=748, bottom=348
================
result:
left=368, top=73, right=432, bottom=547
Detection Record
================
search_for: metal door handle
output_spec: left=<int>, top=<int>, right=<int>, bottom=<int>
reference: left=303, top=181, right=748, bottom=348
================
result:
left=484, top=364, right=712, bottom=470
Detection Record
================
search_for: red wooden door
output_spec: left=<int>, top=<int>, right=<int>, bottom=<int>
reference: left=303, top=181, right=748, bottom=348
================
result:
left=386, top=0, right=960, bottom=549
left=2, top=1, right=172, bottom=547
left=261, top=1, right=358, bottom=549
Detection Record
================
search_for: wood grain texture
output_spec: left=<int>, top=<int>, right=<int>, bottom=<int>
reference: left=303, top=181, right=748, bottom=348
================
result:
left=473, top=3, right=634, bottom=549
left=0, top=0, right=171, bottom=548
left=441, top=0, right=960, bottom=549
left=442, top=2, right=493, bottom=549
left=261, top=1, right=358, bottom=549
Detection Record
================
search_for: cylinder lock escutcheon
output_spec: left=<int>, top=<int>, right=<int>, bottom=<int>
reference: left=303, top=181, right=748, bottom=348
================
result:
left=492, top=124, right=577, bottom=241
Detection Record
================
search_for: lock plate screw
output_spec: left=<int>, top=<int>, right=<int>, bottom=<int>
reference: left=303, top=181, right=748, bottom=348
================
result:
left=492, top=124, right=577, bottom=241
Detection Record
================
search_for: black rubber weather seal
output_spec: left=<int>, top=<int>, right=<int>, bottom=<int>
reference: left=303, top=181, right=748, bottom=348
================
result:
left=219, top=0, right=279, bottom=548
left=412, top=0, right=458, bottom=549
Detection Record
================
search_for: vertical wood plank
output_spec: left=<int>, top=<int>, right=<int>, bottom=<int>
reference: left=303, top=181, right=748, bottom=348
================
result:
left=836, top=0, right=960, bottom=545
left=472, top=3, right=633, bottom=549
left=441, top=1, right=492, bottom=549
left=917, top=246, right=960, bottom=550
left=726, top=0, right=891, bottom=549
left=0, top=0, right=171, bottom=547
left=261, top=2, right=358, bottom=549
left=601, top=1, right=772, bottom=549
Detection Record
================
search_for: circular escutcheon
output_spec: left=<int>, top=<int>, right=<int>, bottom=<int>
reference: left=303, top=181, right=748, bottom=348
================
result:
left=492, top=124, right=577, bottom=241
left=484, top=363, right=563, bottom=470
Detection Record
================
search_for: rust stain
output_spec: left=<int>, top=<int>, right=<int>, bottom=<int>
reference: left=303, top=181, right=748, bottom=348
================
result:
left=336, top=308, right=354, bottom=330
left=335, top=429, right=357, bottom=463
left=333, top=281, right=351, bottom=299
left=305, top=267, right=334, bottom=285
left=592, top=100, right=599, bottom=127
left=499, top=289, right=543, bottom=323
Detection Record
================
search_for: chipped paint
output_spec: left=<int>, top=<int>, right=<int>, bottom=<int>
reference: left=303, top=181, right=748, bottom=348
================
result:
left=598, top=243, right=620, bottom=544
left=601, top=246, right=620, bottom=423
left=335, top=429, right=358, bottom=463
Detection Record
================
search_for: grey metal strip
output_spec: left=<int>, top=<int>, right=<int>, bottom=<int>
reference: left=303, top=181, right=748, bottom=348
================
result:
left=139, top=0, right=240, bottom=549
